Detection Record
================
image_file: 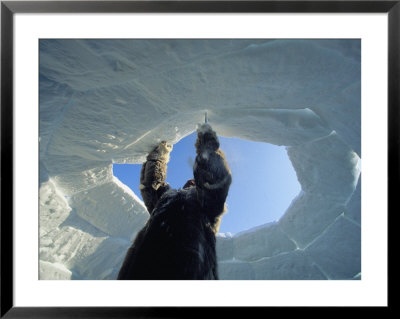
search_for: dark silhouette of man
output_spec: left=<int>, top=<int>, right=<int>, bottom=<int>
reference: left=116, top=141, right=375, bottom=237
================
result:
left=118, top=123, right=232, bottom=280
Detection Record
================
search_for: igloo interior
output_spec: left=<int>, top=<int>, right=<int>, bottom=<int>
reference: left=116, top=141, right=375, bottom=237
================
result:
left=39, top=39, right=361, bottom=280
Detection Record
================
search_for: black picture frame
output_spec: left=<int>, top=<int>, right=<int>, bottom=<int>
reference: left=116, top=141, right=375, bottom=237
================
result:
left=1, top=0, right=396, bottom=317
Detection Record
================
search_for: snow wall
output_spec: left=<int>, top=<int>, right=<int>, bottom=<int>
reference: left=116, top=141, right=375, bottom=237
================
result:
left=39, top=39, right=361, bottom=280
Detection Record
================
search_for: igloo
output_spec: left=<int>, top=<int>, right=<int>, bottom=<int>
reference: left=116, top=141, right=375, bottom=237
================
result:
left=39, top=39, right=361, bottom=280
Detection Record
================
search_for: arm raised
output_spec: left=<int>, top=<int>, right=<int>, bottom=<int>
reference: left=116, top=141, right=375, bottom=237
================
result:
left=139, top=141, right=172, bottom=214
left=194, top=124, right=232, bottom=232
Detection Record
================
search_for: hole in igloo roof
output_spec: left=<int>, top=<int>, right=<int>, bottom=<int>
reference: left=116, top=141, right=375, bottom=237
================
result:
left=113, top=132, right=301, bottom=235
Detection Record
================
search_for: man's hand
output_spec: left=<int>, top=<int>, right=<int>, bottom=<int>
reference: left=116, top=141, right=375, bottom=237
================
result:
left=195, top=123, right=219, bottom=154
left=147, top=141, right=173, bottom=162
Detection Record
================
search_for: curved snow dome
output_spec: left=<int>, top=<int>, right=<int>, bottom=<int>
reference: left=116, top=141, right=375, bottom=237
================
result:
left=39, top=39, right=361, bottom=280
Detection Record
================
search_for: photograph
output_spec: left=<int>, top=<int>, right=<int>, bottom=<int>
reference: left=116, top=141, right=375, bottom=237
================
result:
left=39, top=39, right=361, bottom=280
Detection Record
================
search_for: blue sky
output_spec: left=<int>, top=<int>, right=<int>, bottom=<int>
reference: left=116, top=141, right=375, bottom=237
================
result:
left=113, top=132, right=301, bottom=235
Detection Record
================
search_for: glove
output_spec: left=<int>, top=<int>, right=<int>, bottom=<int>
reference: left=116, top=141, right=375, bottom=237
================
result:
left=195, top=123, right=219, bottom=154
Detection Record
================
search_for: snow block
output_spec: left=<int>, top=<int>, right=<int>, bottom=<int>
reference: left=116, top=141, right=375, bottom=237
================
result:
left=39, top=75, right=76, bottom=158
left=69, top=180, right=149, bottom=241
left=43, top=155, right=110, bottom=176
left=310, top=80, right=361, bottom=157
left=278, top=191, right=346, bottom=249
left=39, top=261, right=72, bottom=280
left=218, top=260, right=255, bottom=280
left=69, top=237, right=130, bottom=280
left=39, top=180, right=72, bottom=236
left=211, top=107, right=332, bottom=147
left=344, top=175, right=361, bottom=226
left=232, top=224, right=297, bottom=261
left=40, top=220, right=106, bottom=267
left=251, top=250, right=327, bottom=280
left=305, top=215, right=361, bottom=279
left=287, top=132, right=360, bottom=202
left=216, top=236, right=234, bottom=261
left=40, top=205, right=130, bottom=280
left=52, top=162, right=113, bottom=196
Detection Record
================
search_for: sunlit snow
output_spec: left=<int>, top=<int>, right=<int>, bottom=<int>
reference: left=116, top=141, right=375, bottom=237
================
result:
left=39, top=39, right=361, bottom=280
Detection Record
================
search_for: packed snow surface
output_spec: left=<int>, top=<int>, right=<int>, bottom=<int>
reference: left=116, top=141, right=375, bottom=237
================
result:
left=39, top=39, right=361, bottom=280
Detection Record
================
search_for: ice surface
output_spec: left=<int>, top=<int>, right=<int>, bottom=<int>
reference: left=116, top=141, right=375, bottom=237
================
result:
left=39, top=39, right=361, bottom=280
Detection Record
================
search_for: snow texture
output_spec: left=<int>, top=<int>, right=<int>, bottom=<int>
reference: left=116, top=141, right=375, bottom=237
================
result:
left=39, top=39, right=361, bottom=280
